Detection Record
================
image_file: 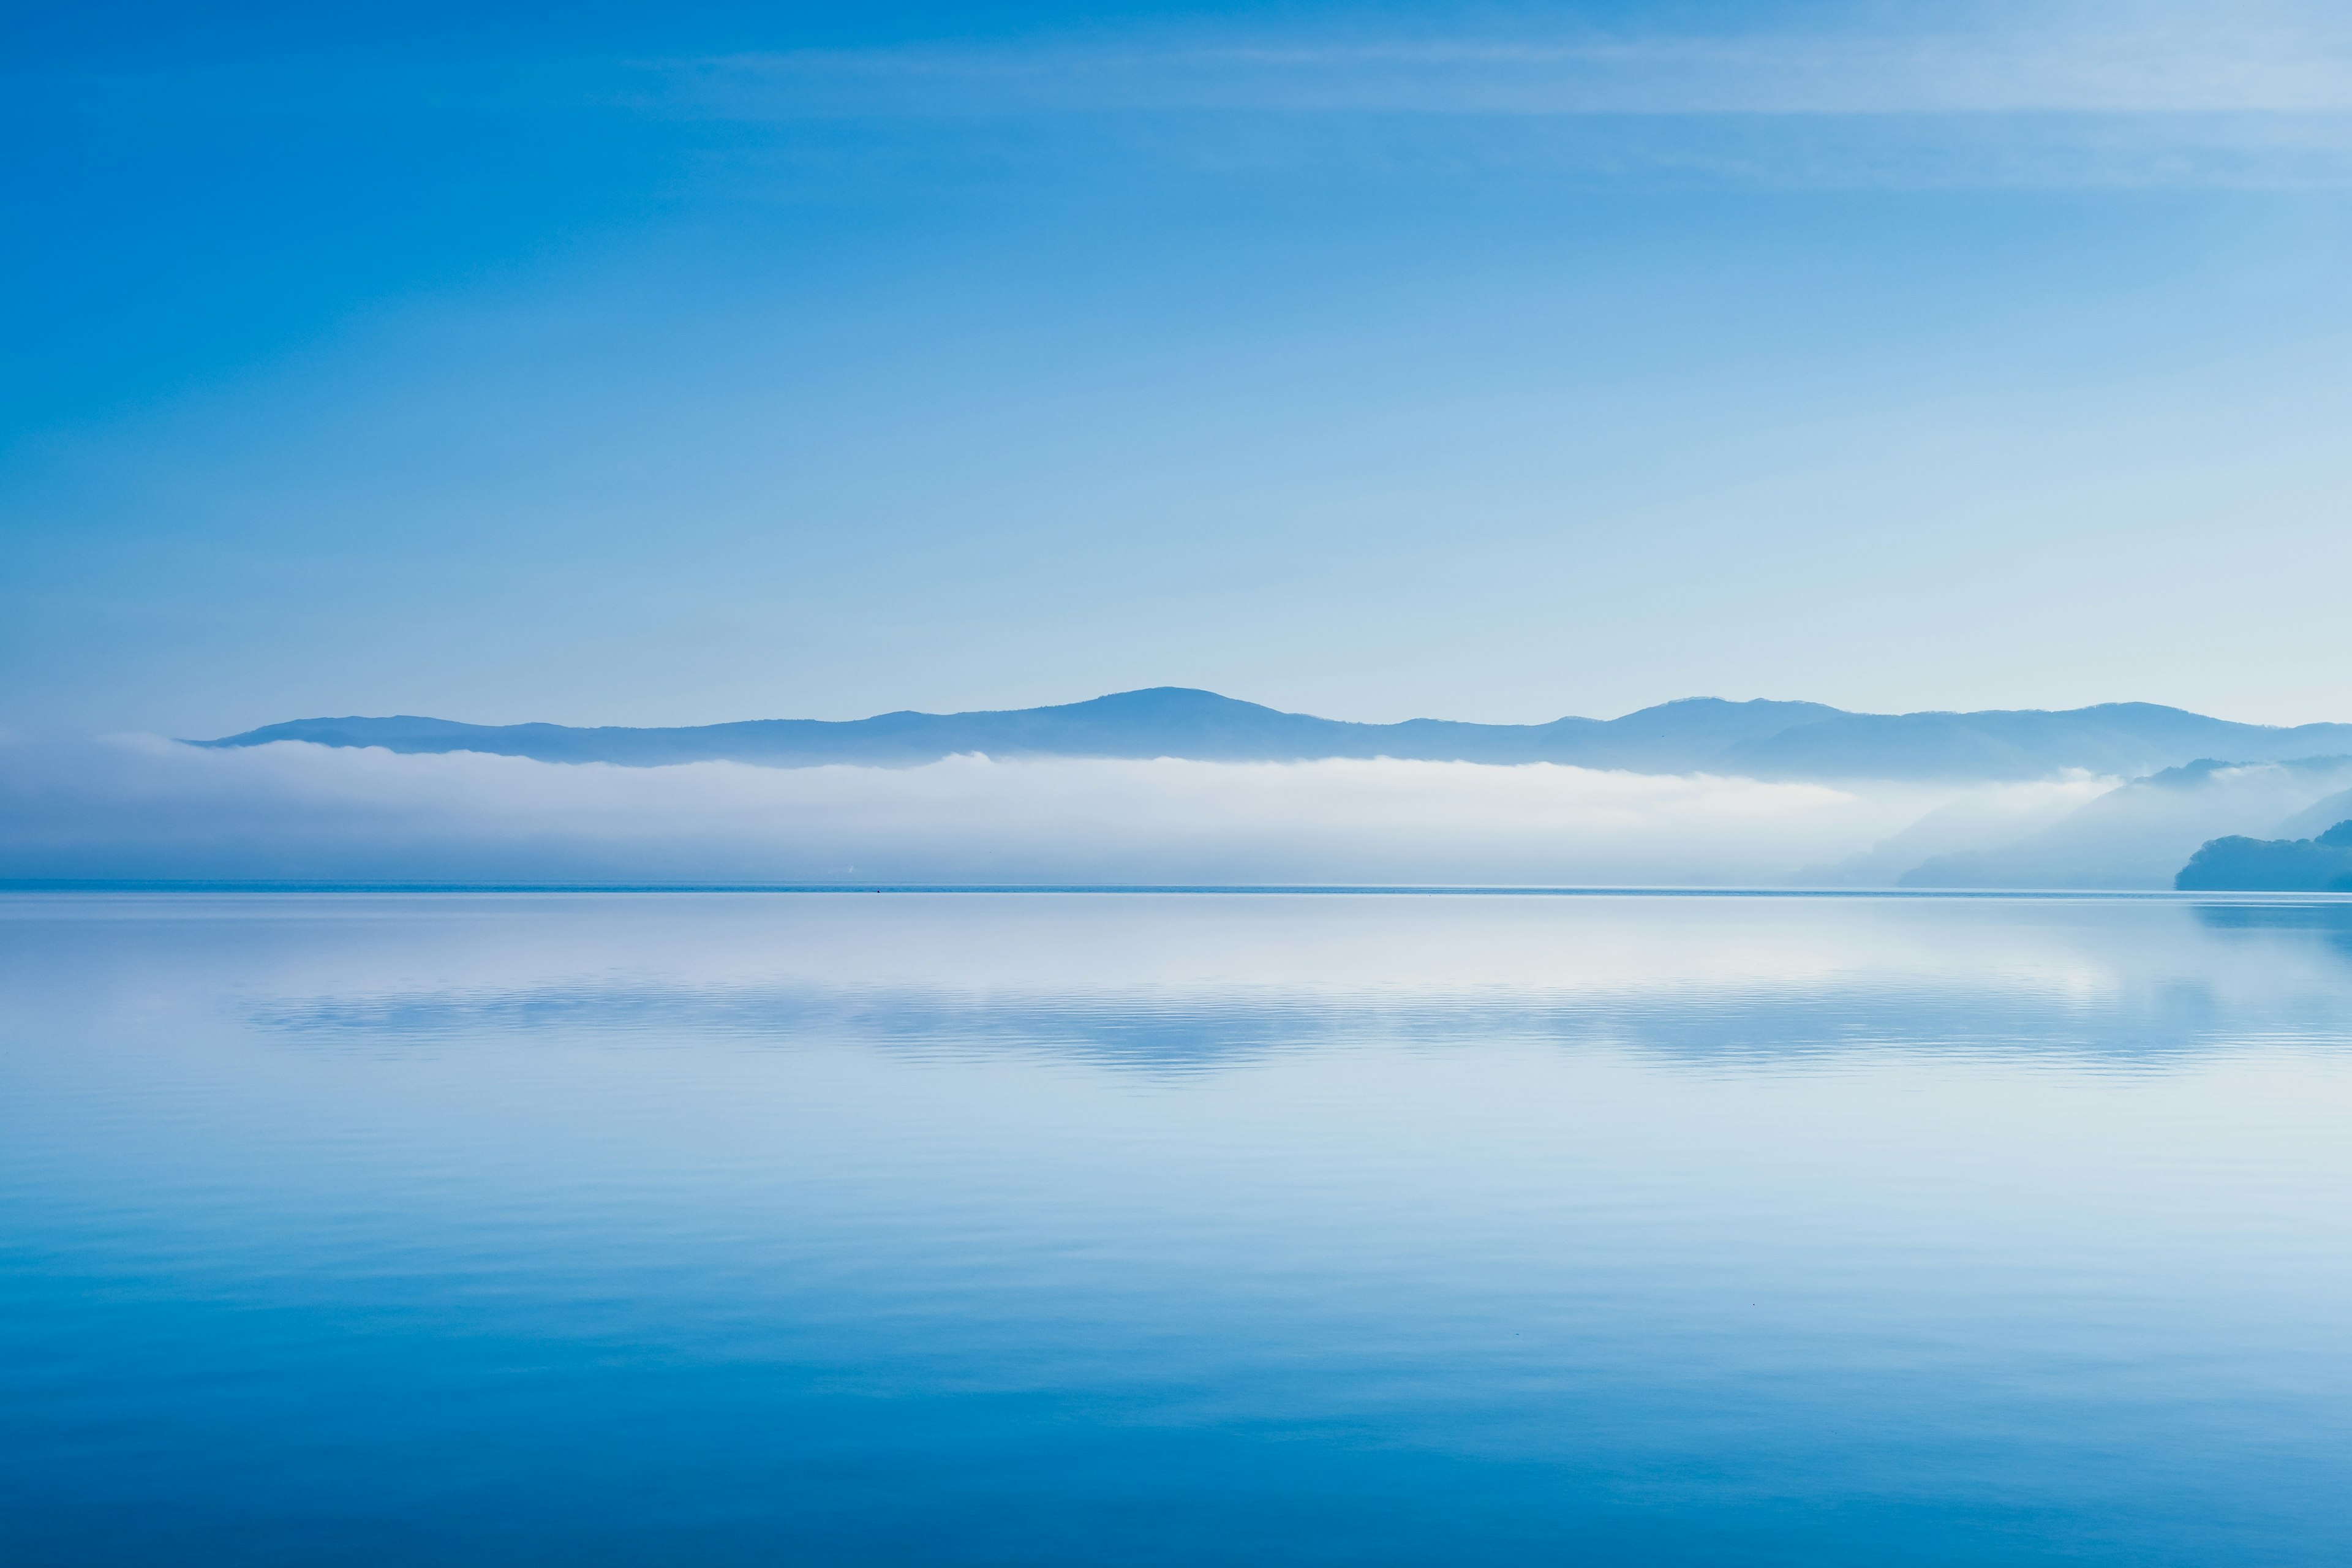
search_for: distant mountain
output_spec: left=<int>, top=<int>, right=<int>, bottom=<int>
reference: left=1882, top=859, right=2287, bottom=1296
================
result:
left=1899, top=756, right=2352, bottom=889
left=202, top=689, right=1841, bottom=772
left=1798, top=788, right=2100, bottom=888
left=200, top=688, right=2352, bottom=783
left=2177, top=820, right=2352, bottom=892
left=2277, top=785, right=2352, bottom=840
left=1719, top=703, right=2352, bottom=782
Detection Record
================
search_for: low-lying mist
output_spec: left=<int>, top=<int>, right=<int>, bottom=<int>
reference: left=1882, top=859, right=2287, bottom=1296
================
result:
left=0, top=735, right=2111, bottom=886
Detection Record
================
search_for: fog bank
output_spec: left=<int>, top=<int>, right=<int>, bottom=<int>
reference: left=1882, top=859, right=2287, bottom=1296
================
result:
left=0, top=736, right=2121, bottom=886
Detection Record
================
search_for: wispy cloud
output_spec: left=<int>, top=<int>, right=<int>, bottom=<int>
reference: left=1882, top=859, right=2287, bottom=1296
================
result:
left=20, top=2, right=2352, bottom=187
left=28, top=9, right=2352, bottom=120
left=605, top=5, right=2352, bottom=187
left=655, top=20, right=2352, bottom=121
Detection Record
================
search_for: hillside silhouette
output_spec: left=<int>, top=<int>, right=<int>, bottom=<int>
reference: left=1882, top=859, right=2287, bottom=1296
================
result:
left=2177, top=820, right=2352, bottom=892
left=202, top=688, right=2352, bottom=784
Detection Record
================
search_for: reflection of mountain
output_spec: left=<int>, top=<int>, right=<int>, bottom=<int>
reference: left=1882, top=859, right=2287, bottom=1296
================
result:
left=1899, top=758, right=2352, bottom=889
left=2191, top=897, right=2352, bottom=960
left=202, top=688, right=2352, bottom=785
left=245, top=957, right=2328, bottom=1075
left=2177, top=821, right=2352, bottom=892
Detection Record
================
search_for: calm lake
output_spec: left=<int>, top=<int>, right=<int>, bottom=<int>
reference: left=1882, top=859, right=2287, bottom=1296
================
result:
left=4, top=891, right=2351, bottom=1565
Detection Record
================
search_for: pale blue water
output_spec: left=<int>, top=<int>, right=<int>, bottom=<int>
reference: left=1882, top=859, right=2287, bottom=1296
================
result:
left=4, top=891, right=2351, bottom=1565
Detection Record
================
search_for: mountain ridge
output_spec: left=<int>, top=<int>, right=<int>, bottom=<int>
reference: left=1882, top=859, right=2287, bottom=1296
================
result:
left=198, top=687, right=2352, bottom=784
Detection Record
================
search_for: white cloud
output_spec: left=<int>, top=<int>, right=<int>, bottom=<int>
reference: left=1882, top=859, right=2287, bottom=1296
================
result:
left=0, top=734, right=2109, bottom=886
left=594, top=2, right=2352, bottom=189
left=26, top=3, right=2352, bottom=186
left=647, top=3, right=2352, bottom=119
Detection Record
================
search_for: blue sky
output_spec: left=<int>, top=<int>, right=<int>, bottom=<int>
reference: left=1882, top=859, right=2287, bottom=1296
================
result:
left=7, top=0, right=2352, bottom=734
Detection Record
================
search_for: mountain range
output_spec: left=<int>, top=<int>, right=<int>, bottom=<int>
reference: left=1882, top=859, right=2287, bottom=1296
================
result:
left=1896, top=756, right=2352, bottom=889
left=202, top=688, right=2352, bottom=784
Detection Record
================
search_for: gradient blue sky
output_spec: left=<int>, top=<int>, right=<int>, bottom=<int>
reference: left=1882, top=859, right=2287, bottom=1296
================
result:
left=7, top=0, right=2352, bottom=735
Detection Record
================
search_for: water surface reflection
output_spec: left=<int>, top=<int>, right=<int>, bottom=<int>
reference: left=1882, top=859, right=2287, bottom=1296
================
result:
left=2, top=892, right=2350, bottom=1566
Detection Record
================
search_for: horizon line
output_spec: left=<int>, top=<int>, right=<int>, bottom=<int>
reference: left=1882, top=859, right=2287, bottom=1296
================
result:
left=7, top=880, right=2348, bottom=902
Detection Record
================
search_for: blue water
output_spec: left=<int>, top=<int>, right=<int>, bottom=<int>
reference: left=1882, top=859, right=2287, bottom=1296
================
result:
left=5, top=892, right=2352, bottom=1565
